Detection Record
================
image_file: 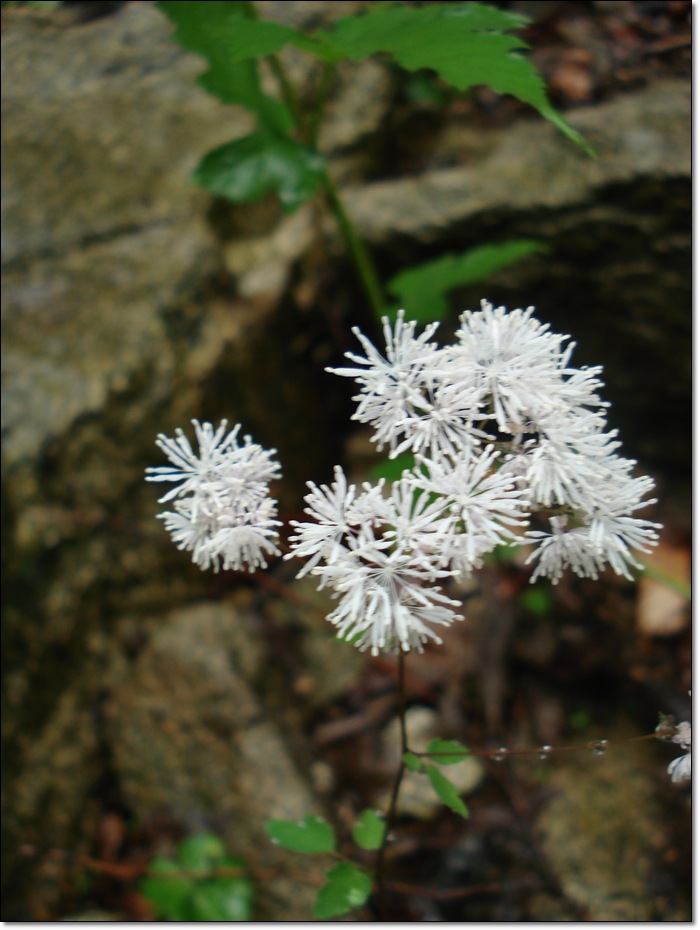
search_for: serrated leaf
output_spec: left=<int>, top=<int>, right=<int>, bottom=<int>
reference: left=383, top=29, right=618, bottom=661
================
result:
left=178, top=833, right=226, bottom=872
left=426, top=765, right=469, bottom=818
left=352, top=809, right=386, bottom=851
left=189, top=877, right=253, bottom=921
left=265, top=815, right=336, bottom=853
left=140, top=858, right=193, bottom=921
left=403, top=751, right=423, bottom=772
left=317, top=4, right=589, bottom=151
left=388, top=240, right=549, bottom=323
left=313, top=863, right=372, bottom=919
left=193, top=132, right=326, bottom=211
left=426, top=738, right=470, bottom=765
left=157, top=1, right=294, bottom=133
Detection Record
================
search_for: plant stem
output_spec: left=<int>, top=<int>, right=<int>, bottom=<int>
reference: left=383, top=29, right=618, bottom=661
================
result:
left=374, top=650, right=408, bottom=919
left=322, top=170, right=387, bottom=322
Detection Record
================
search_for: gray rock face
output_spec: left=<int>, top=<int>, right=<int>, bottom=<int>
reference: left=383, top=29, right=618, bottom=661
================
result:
left=106, top=602, right=329, bottom=922
left=534, top=726, right=690, bottom=921
left=344, top=80, right=690, bottom=244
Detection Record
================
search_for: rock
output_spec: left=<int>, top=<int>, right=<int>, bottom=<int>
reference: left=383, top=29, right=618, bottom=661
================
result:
left=636, top=540, right=691, bottom=637
left=534, top=724, right=689, bottom=920
left=343, top=80, right=690, bottom=245
left=106, top=601, right=330, bottom=922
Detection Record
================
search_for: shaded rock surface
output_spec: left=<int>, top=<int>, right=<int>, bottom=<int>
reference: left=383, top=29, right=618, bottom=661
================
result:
left=1, top=0, right=690, bottom=921
left=106, top=602, right=331, bottom=922
left=534, top=726, right=690, bottom=921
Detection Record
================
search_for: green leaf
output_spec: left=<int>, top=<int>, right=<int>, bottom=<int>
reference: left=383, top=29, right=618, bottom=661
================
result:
left=313, top=863, right=372, bottom=919
left=352, top=809, right=386, bottom=851
left=141, top=837, right=253, bottom=922
left=426, top=738, right=470, bottom=765
left=318, top=4, right=590, bottom=151
left=388, top=240, right=549, bottom=323
left=177, top=833, right=226, bottom=872
left=426, top=765, right=469, bottom=818
left=157, top=1, right=294, bottom=133
left=265, top=814, right=336, bottom=854
left=520, top=586, right=553, bottom=616
left=370, top=452, right=415, bottom=482
left=403, top=751, right=423, bottom=772
left=193, top=132, right=326, bottom=211
left=189, top=878, right=253, bottom=921
left=140, top=858, right=193, bottom=921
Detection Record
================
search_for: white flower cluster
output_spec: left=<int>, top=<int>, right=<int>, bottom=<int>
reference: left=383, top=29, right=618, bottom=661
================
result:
left=147, top=302, right=661, bottom=655
left=286, top=465, right=524, bottom=654
left=146, top=419, right=281, bottom=572
left=667, top=721, right=691, bottom=784
left=328, top=302, right=660, bottom=587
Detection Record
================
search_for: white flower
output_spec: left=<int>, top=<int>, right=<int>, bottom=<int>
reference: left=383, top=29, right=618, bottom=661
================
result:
left=287, top=468, right=462, bottom=654
left=327, top=310, right=448, bottom=457
left=146, top=419, right=281, bottom=572
left=323, top=540, right=462, bottom=655
left=286, top=467, right=392, bottom=578
left=410, top=447, right=528, bottom=574
left=668, top=721, right=691, bottom=783
left=525, top=516, right=606, bottom=584
left=668, top=753, right=691, bottom=783
left=453, top=301, right=565, bottom=432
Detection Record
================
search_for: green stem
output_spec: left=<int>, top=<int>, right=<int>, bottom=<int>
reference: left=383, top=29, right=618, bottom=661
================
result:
left=322, top=170, right=387, bottom=322
left=267, top=52, right=305, bottom=134
left=374, top=651, right=408, bottom=919
left=309, top=61, right=336, bottom=148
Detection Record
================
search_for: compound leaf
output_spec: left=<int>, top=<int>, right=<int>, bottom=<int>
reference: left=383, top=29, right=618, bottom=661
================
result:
left=388, top=240, right=549, bottom=323
left=426, top=765, right=469, bottom=818
left=313, top=863, right=372, bottom=918
left=193, top=132, right=326, bottom=210
left=352, top=809, right=386, bottom=851
left=265, top=814, right=336, bottom=854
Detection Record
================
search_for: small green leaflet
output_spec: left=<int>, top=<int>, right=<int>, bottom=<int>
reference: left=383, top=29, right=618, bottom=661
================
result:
left=193, top=132, right=326, bottom=211
left=388, top=240, right=549, bottom=323
left=426, top=738, right=470, bottom=765
left=140, top=835, right=252, bottom=922
left=403, top=751, right=423, bottom=772
left=188, top=879, right=253, bottom=921
left=426, top=765, right=469, bottom=818
left=352, top=809, right=386, bottom=851
left=141, top=859, right=192, bottom=920
left=265, top=814, right=336, bottom=853
left=176, top=833, right=226, bottom=871
left=313, top=863, right=372, bottom=919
